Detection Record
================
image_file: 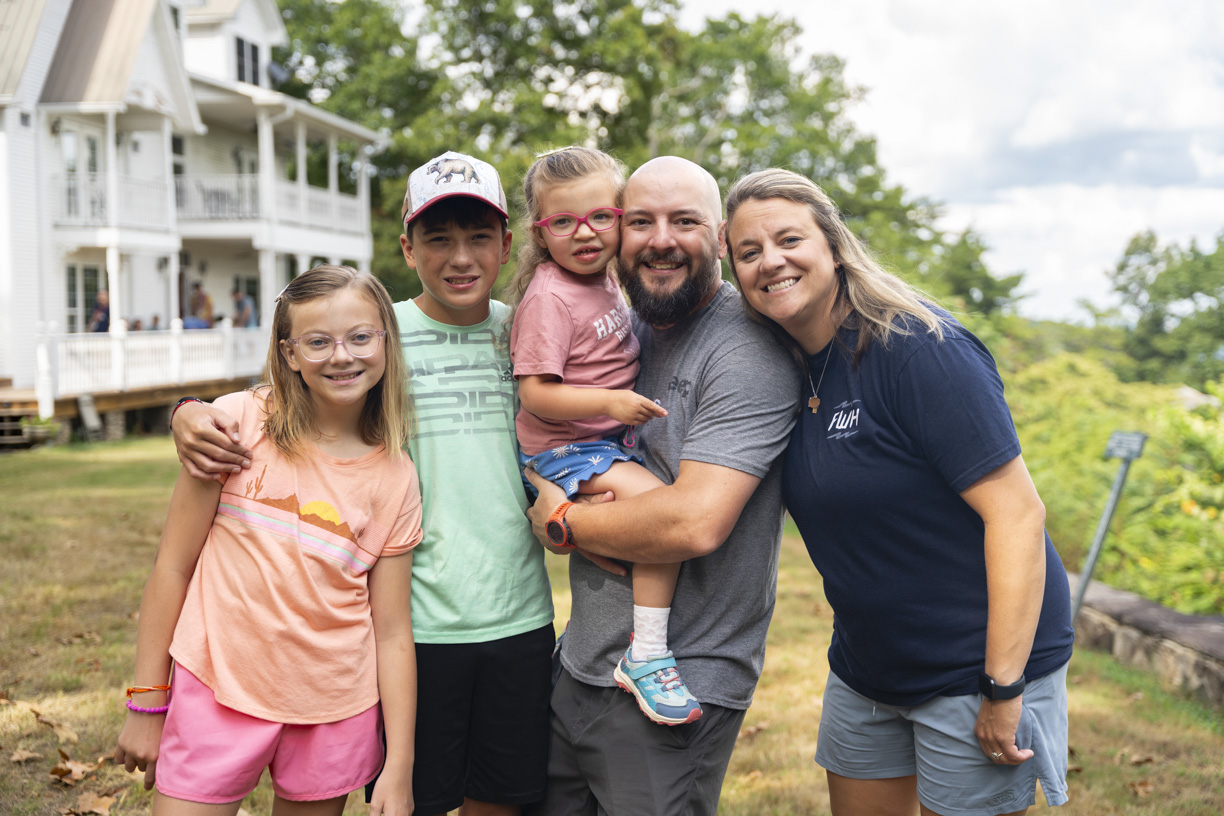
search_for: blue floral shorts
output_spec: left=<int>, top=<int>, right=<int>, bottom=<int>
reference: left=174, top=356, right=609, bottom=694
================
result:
left=520, top=437, right=640, bottom=498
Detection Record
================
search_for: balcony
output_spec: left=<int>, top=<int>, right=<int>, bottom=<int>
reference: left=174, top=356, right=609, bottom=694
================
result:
left=50, top=174, right=366, bottom=235
left=38, top=323, right=269, bottom=400
left=52, top=173, right=171, bottom=230
left=176, top=174, right=365, bottom=233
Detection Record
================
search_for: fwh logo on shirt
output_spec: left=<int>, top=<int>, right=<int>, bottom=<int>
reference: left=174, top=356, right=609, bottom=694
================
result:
left=826, top=400, right=861, bottom=440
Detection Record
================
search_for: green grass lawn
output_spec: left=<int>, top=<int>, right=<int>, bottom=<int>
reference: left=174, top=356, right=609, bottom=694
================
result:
left=2, top=438, right=1222, bottom=815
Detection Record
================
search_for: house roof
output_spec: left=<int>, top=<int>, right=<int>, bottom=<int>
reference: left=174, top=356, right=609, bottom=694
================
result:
left=41, top=0, right=158, bottom=105
left=0, top=0, right=50, bottom=103
left=183, top=0, right=286, bottom=44
left=39, top=0, right=204, bottom=132
left=191, top=72, right=379, bottom=144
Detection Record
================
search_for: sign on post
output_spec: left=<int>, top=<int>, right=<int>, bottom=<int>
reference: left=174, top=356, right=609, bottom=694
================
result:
left=1071, top=431, right=1147, bottom=621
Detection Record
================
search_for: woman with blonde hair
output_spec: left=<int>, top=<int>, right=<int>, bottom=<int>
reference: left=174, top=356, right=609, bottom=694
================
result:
left=723, top=168, right=1074, bottom=816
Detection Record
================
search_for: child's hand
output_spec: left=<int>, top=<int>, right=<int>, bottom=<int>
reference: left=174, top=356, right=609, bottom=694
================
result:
left=607, top=391, right=668, bottom=426
left=368, top=772, right=413, bottom=816
left=114, top=711, right=166, bottom=790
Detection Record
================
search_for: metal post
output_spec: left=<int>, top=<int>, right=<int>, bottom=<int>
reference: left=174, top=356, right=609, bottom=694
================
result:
left=1071, top=431, right=1147, bottom=622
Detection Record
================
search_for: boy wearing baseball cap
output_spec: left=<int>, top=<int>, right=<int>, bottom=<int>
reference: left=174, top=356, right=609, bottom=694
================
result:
left=171, top=152, right=555, bottom=815
left=385, top=151, right=555, bottom=814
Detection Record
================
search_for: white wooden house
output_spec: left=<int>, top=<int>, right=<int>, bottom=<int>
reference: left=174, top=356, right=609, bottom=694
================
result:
left=0, top=0, right=378, bottom=424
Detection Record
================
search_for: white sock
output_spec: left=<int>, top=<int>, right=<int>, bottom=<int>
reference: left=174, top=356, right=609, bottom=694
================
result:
left=631, top=605, right=671, bottom=662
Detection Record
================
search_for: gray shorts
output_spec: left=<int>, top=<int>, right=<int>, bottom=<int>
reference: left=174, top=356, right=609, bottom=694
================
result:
left=526, top=668, right=745, bottom=816
left=815, top=664, right=1070, bottom=816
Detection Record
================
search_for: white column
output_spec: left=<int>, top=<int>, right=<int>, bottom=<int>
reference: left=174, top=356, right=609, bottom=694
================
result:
left=296, top=120, right=308, bottom=225
left=107, top=247, right=126, bottom=389
left=105, top=112, right=124, bottom=331
left=259, top=249, right=277, bottom=327
left=168, top=250, right=181, bottom=322
left=257, top=111, right=277, bottom=224
left=163, top=117, right=177, bottom=231
left=358, top=153, right=370, bottom=235
left=328, top=134, right=338, bottom=224
left=35, top=321, right=55, bottom=418
left=296, top=253, right=311, bottom=277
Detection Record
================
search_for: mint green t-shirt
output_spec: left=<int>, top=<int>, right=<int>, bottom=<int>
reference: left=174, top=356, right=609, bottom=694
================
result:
left=395, top=299, right=553, bottom=643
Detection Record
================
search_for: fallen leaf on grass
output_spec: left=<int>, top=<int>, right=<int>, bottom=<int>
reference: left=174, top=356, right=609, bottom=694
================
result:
left=33, top=709, right=80, bottom=743
left=10, top=749, right=42, bottom=763
left=741, top=770, right=764, bottom=782
left=739, top=722, right=770, bottom=740
left=50, top=749, right=98, bottom=785
left=1128, top=779, right=1154, bottom=798
left=28, top=647, right=40, bottom=657
left=68, top=792, right=115, bottom=815
left=56, top=632, right=102, bottom=646
left=1067, top=764, right=1083, bottom=774
left=1127, top=692, right=1144, bottom=703
left=237, top=809, right=252, bottom=816
left=1129, top=754, right=1157, bottom=766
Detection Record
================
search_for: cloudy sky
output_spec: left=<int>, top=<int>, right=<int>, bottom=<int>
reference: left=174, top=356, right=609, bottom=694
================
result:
left=679, top=0, right=1224, bottom=322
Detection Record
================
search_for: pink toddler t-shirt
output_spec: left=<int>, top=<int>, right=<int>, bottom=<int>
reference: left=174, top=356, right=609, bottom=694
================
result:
left=170, top=389, right=423, bottom=724
left=510, top=261, right=641, bottom=455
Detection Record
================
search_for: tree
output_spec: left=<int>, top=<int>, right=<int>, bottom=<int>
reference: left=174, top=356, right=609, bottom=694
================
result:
left=275, top=0, right=1024, bottom=308
left=1107, top=231, right=1224, bottom=388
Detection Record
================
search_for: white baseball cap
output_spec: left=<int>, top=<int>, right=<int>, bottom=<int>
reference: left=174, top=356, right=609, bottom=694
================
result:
left=402, top=151, right=509, bottom=227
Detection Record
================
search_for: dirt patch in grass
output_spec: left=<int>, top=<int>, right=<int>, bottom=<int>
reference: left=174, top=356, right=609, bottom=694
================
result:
left=4, top=440, right=1223, bottom=814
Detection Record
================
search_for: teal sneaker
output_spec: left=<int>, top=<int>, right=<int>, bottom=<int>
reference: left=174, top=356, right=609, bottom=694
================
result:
left=613, top=646, right=703, bottom=725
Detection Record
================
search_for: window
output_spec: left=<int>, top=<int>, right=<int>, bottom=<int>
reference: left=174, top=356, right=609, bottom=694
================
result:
left=65, top=265, right=101, bottom=332
left=172, top=135, right=185, bottom=206
left=236, top=37, right=261, bottom=86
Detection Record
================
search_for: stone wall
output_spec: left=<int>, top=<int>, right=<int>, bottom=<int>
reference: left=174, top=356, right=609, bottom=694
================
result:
left=1071, top=574, right=1224, bottom=709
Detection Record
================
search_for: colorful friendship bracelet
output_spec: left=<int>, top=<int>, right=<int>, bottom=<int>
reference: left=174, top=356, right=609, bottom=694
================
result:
left=125, top=699, right=169, bottom=714
left=126, top=684, right=171, bottom=698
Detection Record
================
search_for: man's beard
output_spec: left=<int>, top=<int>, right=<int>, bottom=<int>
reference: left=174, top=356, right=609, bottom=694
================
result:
left=622, top=248, right=721, bottom=327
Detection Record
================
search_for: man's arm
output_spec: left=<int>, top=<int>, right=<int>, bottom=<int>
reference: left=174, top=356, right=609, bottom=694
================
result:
left=526, top=460, right=761, bottom=563
left=170, top=400, right=252, bottom=480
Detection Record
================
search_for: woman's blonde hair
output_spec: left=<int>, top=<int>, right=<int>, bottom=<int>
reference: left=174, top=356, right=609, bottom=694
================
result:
left=725, top=168, right=948, bottom=364
left=261, top=264, right=412, bottom=458
left=503, top=146, right=627, bottom=326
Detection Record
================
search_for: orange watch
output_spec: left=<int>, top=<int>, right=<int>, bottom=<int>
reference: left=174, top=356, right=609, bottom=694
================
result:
left=545, top=501, right=577, bottom=549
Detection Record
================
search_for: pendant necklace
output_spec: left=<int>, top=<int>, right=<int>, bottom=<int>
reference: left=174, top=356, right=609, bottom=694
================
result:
left=806, top=345, right=832, bottom=415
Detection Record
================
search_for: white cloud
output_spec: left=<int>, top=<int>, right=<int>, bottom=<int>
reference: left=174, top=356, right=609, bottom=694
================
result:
left=679, top=0, right=1224, bottom=320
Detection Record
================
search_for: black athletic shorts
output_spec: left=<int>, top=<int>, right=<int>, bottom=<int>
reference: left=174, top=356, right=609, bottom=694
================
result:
left=367, top=623, right=555, bottom=814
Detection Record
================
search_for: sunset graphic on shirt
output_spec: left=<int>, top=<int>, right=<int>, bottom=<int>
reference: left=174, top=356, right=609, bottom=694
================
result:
left=234, top=465, right=358, bottom=544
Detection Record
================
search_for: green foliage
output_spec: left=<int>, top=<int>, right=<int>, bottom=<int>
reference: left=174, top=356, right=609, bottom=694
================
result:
left=1007, top=355, right=1224, bottom=615
left=273, top=0, right=1020, bottom=312
left=1106, top=230, right=1224, bottom=389
left=1108, top=381, right=1224, bottom=615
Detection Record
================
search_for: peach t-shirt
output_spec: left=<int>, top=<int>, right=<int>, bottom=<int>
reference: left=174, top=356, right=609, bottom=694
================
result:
left=170, top=390, right=423, bottom=724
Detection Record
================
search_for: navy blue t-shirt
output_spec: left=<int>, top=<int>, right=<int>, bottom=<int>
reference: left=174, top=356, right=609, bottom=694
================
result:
left=785, top=315, right=1074, bottom=706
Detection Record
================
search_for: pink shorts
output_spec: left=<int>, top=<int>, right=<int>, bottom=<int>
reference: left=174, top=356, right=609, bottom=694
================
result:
left=155, top=666, right=384, bottom=804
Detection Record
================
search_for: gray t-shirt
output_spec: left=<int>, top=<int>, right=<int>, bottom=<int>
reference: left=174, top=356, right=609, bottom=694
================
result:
left=560, top=282, right=802, bottom=709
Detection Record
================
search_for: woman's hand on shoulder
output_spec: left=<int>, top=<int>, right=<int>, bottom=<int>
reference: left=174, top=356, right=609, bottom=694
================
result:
left=172, top=400, right=251, bottom=480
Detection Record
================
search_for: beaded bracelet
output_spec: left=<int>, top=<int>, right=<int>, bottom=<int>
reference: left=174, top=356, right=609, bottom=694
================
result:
left=170, top=396, right=204, bottom=425
left=126, top=699, right=169, bottom=714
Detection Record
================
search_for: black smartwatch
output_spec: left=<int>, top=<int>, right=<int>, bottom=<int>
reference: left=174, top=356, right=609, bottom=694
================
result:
left=978, top=672, right=1026, bottom=700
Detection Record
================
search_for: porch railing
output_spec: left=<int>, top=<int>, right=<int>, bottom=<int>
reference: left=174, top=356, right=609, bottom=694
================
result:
left=52, top=174, right=171, bottom=230
left=36, top=321, right=269, bottom=412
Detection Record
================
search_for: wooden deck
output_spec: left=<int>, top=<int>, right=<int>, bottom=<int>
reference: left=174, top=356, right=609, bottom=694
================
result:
left=0, top=377, right=255, bottom=448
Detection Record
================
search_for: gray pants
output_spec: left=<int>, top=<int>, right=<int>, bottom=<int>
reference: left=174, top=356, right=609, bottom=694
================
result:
left=528, top=668, right=745, bottom=816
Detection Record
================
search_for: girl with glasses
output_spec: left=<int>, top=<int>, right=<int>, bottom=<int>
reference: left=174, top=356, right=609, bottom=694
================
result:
left=505, top=147, right=702, bottom=726
left=115, top=265, right=422, bottom=816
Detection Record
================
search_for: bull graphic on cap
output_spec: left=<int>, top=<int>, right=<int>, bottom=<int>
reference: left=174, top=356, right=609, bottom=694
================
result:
left=427, top=157, right=481, bottom=185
